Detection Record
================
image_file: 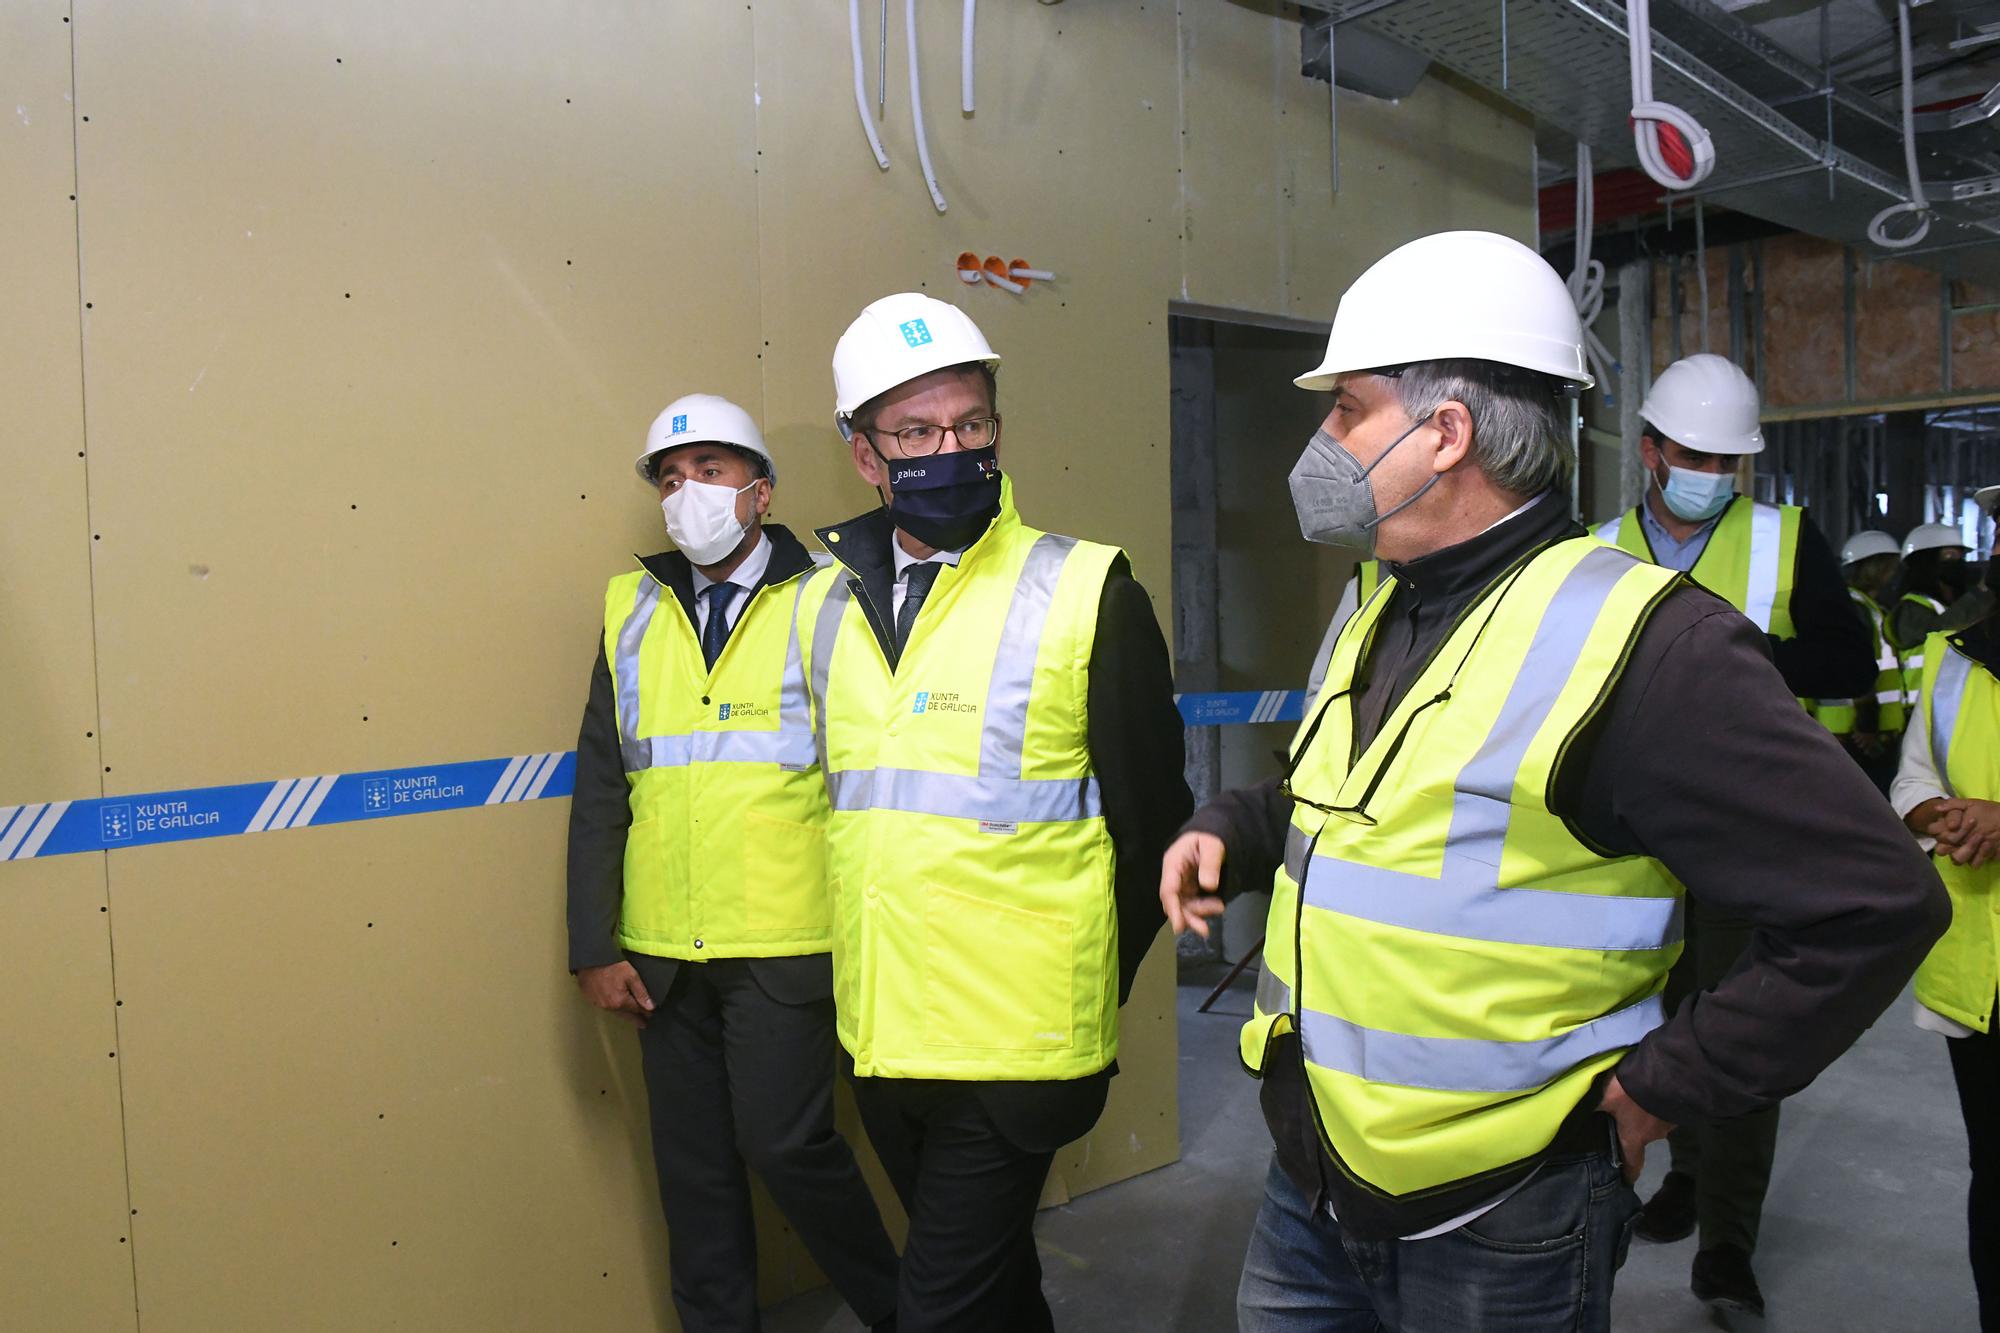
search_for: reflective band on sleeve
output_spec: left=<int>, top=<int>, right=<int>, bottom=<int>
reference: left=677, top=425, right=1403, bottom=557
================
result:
left=1593, top=517, right=1621, bottom=543
left=621, top=730, right=820, bottom=772
left=979, top=534, right=1078, bottom=780
left=825, top=766, right=1101, bottom=824
left=1299, top=993, right=1664, bottom=1094
left=1932, top=647, right=1974, bottom=799
left=1742, top=504, right=1783, bottom=633
left=1303, top=547, right=1681, bottom=954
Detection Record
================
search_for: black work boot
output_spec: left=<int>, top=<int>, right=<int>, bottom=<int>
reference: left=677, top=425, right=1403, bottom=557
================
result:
left=1632, top=1169, right=1697, bottom=1243
left=1692, top=1243, right=1766, bottom=1317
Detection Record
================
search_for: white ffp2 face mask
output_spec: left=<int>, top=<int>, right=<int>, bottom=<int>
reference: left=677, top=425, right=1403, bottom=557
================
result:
left=660, top=479, right=758, bottom=566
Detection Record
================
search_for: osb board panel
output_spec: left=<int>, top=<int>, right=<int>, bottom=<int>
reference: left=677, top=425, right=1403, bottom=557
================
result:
left=1759, top=235, right=1848, bottom=408
left=1953, top=309, right=2000, bottom=392
left=0, top=858, right=135, bottom=1333
left=71, top=0, right=764, bottom=792
left=1854, top=258, right=1944, bottom=403
left=1179, top=4, right=1536, bottom=321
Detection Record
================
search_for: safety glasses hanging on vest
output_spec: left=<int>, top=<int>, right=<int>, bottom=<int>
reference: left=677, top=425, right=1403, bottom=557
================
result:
left=1278, top=556, right=1539, bottom=825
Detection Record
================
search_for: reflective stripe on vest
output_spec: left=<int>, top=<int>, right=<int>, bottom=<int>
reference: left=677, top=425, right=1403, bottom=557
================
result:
left=1601, top=500, right=1795, bottom=635
left=1915, top=636, right=2000, bottom=1033
left=614, top=575, right=816, bottom=773
left=1291, top=546, right=1679, bottom=1088
left=1931, top=645, right=1974, bottom=798
left=1247, top=536, right=1683, bottom=1199
left=810, top=535, right=1100, bottom=826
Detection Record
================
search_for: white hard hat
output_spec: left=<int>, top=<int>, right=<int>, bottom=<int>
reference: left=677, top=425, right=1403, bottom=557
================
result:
left=636, top=393, right=775, bottom=483
left=832, top=293, right=1001, bottom=424
left=1904, top=522, right=1969, bottom=559
left=1840, top=530, right=1900, bottom=566
left=1975, top=484, right=2000, bottom=516
left=1295, top=230, right=1591, bottom=391
left=1639, top=354, right=1764, bottom=455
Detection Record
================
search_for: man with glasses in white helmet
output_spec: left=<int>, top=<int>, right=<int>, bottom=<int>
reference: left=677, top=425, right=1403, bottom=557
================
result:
left=566, top=394, right=898, bottom=1333
left=795, top=294, right=1191, bottom=1331
left=1591, top=353, right=1873, bottom=1308
left=1158, top=231, right=1944, bottom=1331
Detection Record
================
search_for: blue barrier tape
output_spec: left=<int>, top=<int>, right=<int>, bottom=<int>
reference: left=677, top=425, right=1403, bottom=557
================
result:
left=1, top=691, right=1301, bottom=861
left=1, top=752, right=575, bottom=862
left=1173, top=689, right=1307, bottom=727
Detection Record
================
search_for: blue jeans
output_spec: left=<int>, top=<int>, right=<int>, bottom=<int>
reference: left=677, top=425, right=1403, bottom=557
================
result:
left=1237, top=1150, right=1640, bottom=1333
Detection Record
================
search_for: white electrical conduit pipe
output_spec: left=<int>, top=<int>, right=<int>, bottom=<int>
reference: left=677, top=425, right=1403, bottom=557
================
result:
left=1627, top=0, right=1715, bottom=191
left=962, top=0, right=977, bottom=114
left=850, top=0, right=889, bottom=170
left=1870, top=0, right=1934, bottom=249
left=1566, top=143, right=1616, bottom=396
left=906, top=0, right=948, bottom=212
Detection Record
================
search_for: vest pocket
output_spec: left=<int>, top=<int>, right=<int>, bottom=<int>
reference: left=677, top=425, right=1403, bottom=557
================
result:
left=922, top=883, right=1073, bottom=1051
left=619, top=816, right=671, bottom=940
left=743, top=811, right=831, bottom=935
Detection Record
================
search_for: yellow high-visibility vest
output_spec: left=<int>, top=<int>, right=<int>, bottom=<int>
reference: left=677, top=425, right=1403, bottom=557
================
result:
left=604, top=561, right=831, bottom=959
left=1897, top=592, right=1947, bottom=701
left=1241, top=537, right=1684, bottom=1199
left=1914, top=633, right=2000, bottom=1033
left=1598, top=497, right=1818, bottom=721
left=799, top=482, right=1123, bottom=1080
left=1818, top=589, right=1908, bottom=736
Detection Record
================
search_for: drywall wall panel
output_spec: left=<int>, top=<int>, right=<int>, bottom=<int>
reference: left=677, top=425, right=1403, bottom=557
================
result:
left=0, top=3, right=135, bottom=1328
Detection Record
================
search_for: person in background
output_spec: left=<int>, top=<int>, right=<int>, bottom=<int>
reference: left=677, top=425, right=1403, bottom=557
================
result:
left=1893, top=522, right=1978, bottom=654
left=1159, top=230, right=1945, bottom=1331
left=566, top=394, right=898, bottom=1333
left=1596, top=355, right=1876, bottom=1310
left=1893, top=548, right=2000, bottom=1332
left=1821, top=529, right=1908, bottom=790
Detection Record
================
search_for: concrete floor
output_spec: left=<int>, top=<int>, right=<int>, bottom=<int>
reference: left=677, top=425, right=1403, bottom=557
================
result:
left=769, top=965, right=1979, bottom=1332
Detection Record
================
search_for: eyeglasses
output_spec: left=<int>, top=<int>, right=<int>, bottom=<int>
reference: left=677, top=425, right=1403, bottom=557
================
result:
left=865, top=415, right=1000, bottom=456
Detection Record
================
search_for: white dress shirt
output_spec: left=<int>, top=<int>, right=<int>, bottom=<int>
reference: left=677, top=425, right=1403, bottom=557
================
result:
left=1890, top=708, right=1976, bottom=1037
left=691, top=532, right=771, bottom=637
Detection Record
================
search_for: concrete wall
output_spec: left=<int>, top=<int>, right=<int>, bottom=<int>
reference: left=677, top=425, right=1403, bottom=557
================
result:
left=1, top=1, right=1534, bottom=1327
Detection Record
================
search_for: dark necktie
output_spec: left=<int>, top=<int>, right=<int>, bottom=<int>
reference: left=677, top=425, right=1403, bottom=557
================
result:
left=701, top=582, right=740, bottom=669
left=896, top=563, right=940, bottom=653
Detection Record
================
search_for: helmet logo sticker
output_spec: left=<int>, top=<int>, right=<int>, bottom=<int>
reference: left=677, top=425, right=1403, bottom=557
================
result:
left=671, top=414, right=688, bottom=434
left=899, top=319, right=933, bottom=348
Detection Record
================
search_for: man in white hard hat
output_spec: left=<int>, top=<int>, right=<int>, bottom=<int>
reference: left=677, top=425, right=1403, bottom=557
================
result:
left=566, top=394, right=898, bottom=1333
left=1892, top=522, right=1982, bottom=657
left=1819, top=530, right=1910, bottom=789
left=796, top=294, right=1190, bottom=1331
left=1591, top=353, right=1874, bottom=1307
left=1158, top=230, right=1944, bottom=1331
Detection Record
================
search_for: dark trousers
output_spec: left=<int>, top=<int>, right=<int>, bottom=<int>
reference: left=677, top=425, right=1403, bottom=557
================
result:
left=1948, top=1005, right=2000, bottom=1332
left=851, top=1076, right=1058, bottom=1333
left=1236, top=1150, right=1639, bottom=1332
left=1662, top=900, right=1782, bottom=1255
left=632, top=956, right=898, bottom=1333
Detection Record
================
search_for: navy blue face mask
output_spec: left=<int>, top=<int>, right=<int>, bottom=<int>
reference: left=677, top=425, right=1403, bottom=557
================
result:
left=881, top=445, right=1002, bottom=550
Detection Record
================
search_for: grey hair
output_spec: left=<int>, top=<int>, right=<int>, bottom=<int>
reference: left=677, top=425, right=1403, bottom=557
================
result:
left=1388, top=359, right=1574, bottom=497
